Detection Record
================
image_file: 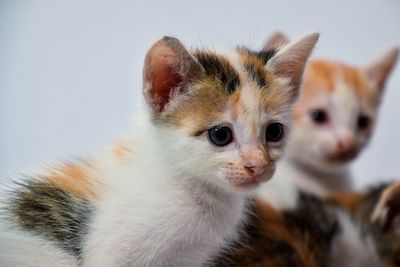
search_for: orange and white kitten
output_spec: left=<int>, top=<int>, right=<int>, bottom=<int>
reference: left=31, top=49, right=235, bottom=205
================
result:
left=259, top=32, right=399, bottom=207
left=0, top=34, right=318, bottom=267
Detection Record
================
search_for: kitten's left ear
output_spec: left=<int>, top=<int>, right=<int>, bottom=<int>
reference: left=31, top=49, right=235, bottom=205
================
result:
left=143, top=36, right=204, bottom=115
left=364, top=47, right=399, bottom=91
left=267, top=32, right=319, bottom=100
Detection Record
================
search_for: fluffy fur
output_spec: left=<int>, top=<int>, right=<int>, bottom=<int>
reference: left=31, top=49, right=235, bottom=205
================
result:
left=211, top=182, right=400, bottom=267
left=0, top=34, right=318, bottom=266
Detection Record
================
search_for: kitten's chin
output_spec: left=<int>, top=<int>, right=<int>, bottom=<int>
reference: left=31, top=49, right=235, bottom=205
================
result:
left=225, top=174, right=273, bottom=194
left=324, top=150, right=359, bottom=164
left=233, top=180, right=263, bottom=191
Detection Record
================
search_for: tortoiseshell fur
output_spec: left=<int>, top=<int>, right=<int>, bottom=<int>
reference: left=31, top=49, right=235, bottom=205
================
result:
left=212, top=182, right=400, bottom=267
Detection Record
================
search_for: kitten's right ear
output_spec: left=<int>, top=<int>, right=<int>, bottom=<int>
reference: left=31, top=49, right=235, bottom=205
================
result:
left=267, top=33, right=319, bottom=100
left=143, top=36, right=204, bottom=114
left=364, top=47, right=399, bottom=91
left=263, top=31, right=290, bottom=50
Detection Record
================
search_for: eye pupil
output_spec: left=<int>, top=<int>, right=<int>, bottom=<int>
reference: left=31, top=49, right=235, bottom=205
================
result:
left=311, top=109, right=328, bottom=124
left=266, top=123, right=284, bottom=142
left=208, top=125, right=233, bottom=146
left=358, top=115, right=370, bottom=129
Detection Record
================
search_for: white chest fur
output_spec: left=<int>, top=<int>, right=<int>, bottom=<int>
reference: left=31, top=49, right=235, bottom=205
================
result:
left=83, top=149, right=247, bottom=267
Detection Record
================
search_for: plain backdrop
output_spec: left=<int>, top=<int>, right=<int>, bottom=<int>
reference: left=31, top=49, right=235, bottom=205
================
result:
left=1, top=0, right=399, bottom=189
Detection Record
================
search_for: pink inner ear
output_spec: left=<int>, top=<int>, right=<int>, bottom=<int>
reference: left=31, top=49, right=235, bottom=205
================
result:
left=145, top=46, right=183, bottom=112
left=149, top=57, right=182, bottom=112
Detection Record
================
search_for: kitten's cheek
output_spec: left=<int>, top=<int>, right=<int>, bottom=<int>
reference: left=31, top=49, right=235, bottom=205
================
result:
left=318, top=140, right=336, bottom=157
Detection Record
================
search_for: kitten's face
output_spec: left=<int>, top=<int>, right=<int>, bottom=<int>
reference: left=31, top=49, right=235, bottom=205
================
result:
left=291, top=61, right=379, bottom=166
left=263, top=33, right=398, bottom=171
left=164, top=51, right=293, bottom=192
left=143, top=35, right=318, bottom=193
left=289, top=54, right=397, bottom=169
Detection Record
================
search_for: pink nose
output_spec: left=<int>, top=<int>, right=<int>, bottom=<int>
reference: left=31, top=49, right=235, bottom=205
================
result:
left=241, top=147, right=268, bottom=178
left=336, top=136, right=354, bottom=153
left=244, top=164, right=267, bottom=177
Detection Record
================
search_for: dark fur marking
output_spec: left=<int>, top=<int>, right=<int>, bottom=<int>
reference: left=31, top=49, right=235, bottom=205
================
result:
left=283, top=193, right=339, bottom=253
left=253, top=49, right=277, bottom=65
left=238, top=47, right=277, bottom=89
left=243, top=61, right=268, bottom=88
left=350, top=184, right=400, bottom=263
left=8, top=180, right=94, bottom=258
left=237, top=47, right=277, bottom=65
left=210, top=200, right=319, bottom=266
left=209, top=194, right=339, bottom=267
left=194, top=51, right=240, bottom=93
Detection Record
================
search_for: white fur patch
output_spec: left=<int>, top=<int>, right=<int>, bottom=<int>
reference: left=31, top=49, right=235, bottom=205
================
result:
left=329, top=210, right=383, bottom=267
left=256, top=161, right=300, bottom=209
left=0, top=230, right=78, bottom=267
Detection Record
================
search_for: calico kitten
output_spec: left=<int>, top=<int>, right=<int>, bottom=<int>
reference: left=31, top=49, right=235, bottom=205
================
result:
left=211, top=182, right=400, bottom=267
left=0, top=34, right=319, bottom=266
left=259, top=32, right=399, bottom=207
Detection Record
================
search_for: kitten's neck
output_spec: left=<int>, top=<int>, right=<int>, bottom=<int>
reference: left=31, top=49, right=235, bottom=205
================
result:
left=287, top=156, right=353, bottom=194
left=182, top=177, right=245, bottom=210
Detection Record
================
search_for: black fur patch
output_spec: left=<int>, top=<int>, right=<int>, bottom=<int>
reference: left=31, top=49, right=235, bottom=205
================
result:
left=243, top=61, right=268, bottom=88
left=238, top=47, right=277, bottom=89
left=194, top=51, right=240, bottom=93
left=7, top=180, right=94, bottom=258
left=283, top=192, right=339, bottom=253
left=252, top=49, right=277, bottom=65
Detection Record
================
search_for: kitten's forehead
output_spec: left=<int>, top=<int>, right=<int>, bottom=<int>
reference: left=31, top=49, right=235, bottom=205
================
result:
left=166, top=49, right=292, bottom=133
left=332, top=79, right=359, bottom=125
left=299, top=60, right=379, bottom=117
left=304, top=60, right=376, bottom=100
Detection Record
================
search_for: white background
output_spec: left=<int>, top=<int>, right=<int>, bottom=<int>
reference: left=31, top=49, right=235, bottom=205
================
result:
left=1, top=0, right=399, bottom=189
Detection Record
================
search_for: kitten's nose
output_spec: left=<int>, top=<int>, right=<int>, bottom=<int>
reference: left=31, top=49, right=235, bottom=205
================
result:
left=242, top=147, right=268, bottom=178
left=336, top=131, right=355, bottom=153
left=244, top=164, right=267, bottom=177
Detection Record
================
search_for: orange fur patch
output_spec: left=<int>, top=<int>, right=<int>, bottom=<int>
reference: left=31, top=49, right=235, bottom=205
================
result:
left=303, top=60, right=336, bottom=92
left=165, top=77, right=230, bottom=133
left=257, top=202, right=324, bottom=267
left=303, top=60, right=374, bottom=98
left=111, top=139, right=133, bottom=161
left=229, top=90, right=242, bottom=119
left=327, top=191, right=365, bottom=214
left=41, top=162, right=100, bottom=199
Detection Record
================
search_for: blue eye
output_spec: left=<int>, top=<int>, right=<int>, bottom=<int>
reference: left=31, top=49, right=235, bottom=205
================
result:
left=265, top=122, right=284, bottom=142
left=208, top=125, right=233, bottom=146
